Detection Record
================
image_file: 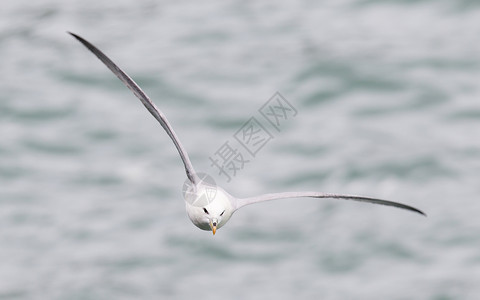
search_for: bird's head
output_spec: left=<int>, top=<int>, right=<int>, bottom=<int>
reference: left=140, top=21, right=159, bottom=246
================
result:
left=201, top=203, right=227, bottom=235
left=185, top=197, right=232, bottom=235
left=184, top=181, right=234, bottom=235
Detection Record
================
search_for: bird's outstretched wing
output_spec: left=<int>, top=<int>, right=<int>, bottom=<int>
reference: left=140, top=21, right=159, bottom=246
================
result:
left=69, top=32, right=197, bottom=184
left=236, top=192, right=426, bottom=216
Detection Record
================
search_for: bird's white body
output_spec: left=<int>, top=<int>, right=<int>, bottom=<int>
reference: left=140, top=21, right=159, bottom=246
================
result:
left=185, top=184, right=235, bottom=232
left=70, top=32, right=426, bottom=235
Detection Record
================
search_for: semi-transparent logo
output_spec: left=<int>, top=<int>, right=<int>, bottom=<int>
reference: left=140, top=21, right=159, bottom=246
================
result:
left=182, top=172, right=217, bottom=207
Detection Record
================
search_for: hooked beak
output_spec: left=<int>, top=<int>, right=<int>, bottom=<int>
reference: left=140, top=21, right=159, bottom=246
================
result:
left=210, top=220, right=217, bottom=235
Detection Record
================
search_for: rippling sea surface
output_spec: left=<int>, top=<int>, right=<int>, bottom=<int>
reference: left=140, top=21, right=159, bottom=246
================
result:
left=2, top=1, right=480, bottom=299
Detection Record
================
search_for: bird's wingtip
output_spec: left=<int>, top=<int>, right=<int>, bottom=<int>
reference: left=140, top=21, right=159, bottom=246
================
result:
left=67, top=31, right=82, bottom=40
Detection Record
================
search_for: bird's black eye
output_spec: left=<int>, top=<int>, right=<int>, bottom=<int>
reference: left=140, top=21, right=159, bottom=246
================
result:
left=203, top=208, right=209, bottom=214
left=220, top=210, right=225, bottom=216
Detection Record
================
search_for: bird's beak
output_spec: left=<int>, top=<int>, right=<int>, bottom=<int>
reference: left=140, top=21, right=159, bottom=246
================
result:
left=210, top=220, right=217, bottom=235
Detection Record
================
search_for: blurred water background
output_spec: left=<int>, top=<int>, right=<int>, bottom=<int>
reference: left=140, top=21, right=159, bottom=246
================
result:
left=1, top=0, right=480, bottom=299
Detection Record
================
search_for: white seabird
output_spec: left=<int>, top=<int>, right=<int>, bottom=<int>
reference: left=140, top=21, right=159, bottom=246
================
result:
left=69, top=32, right=425, bottom=235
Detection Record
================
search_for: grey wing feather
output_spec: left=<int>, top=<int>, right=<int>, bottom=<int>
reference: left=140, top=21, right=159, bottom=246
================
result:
left=69, top=32, right=197, bottom=184
left=236, top=192, right=426, bottom=216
